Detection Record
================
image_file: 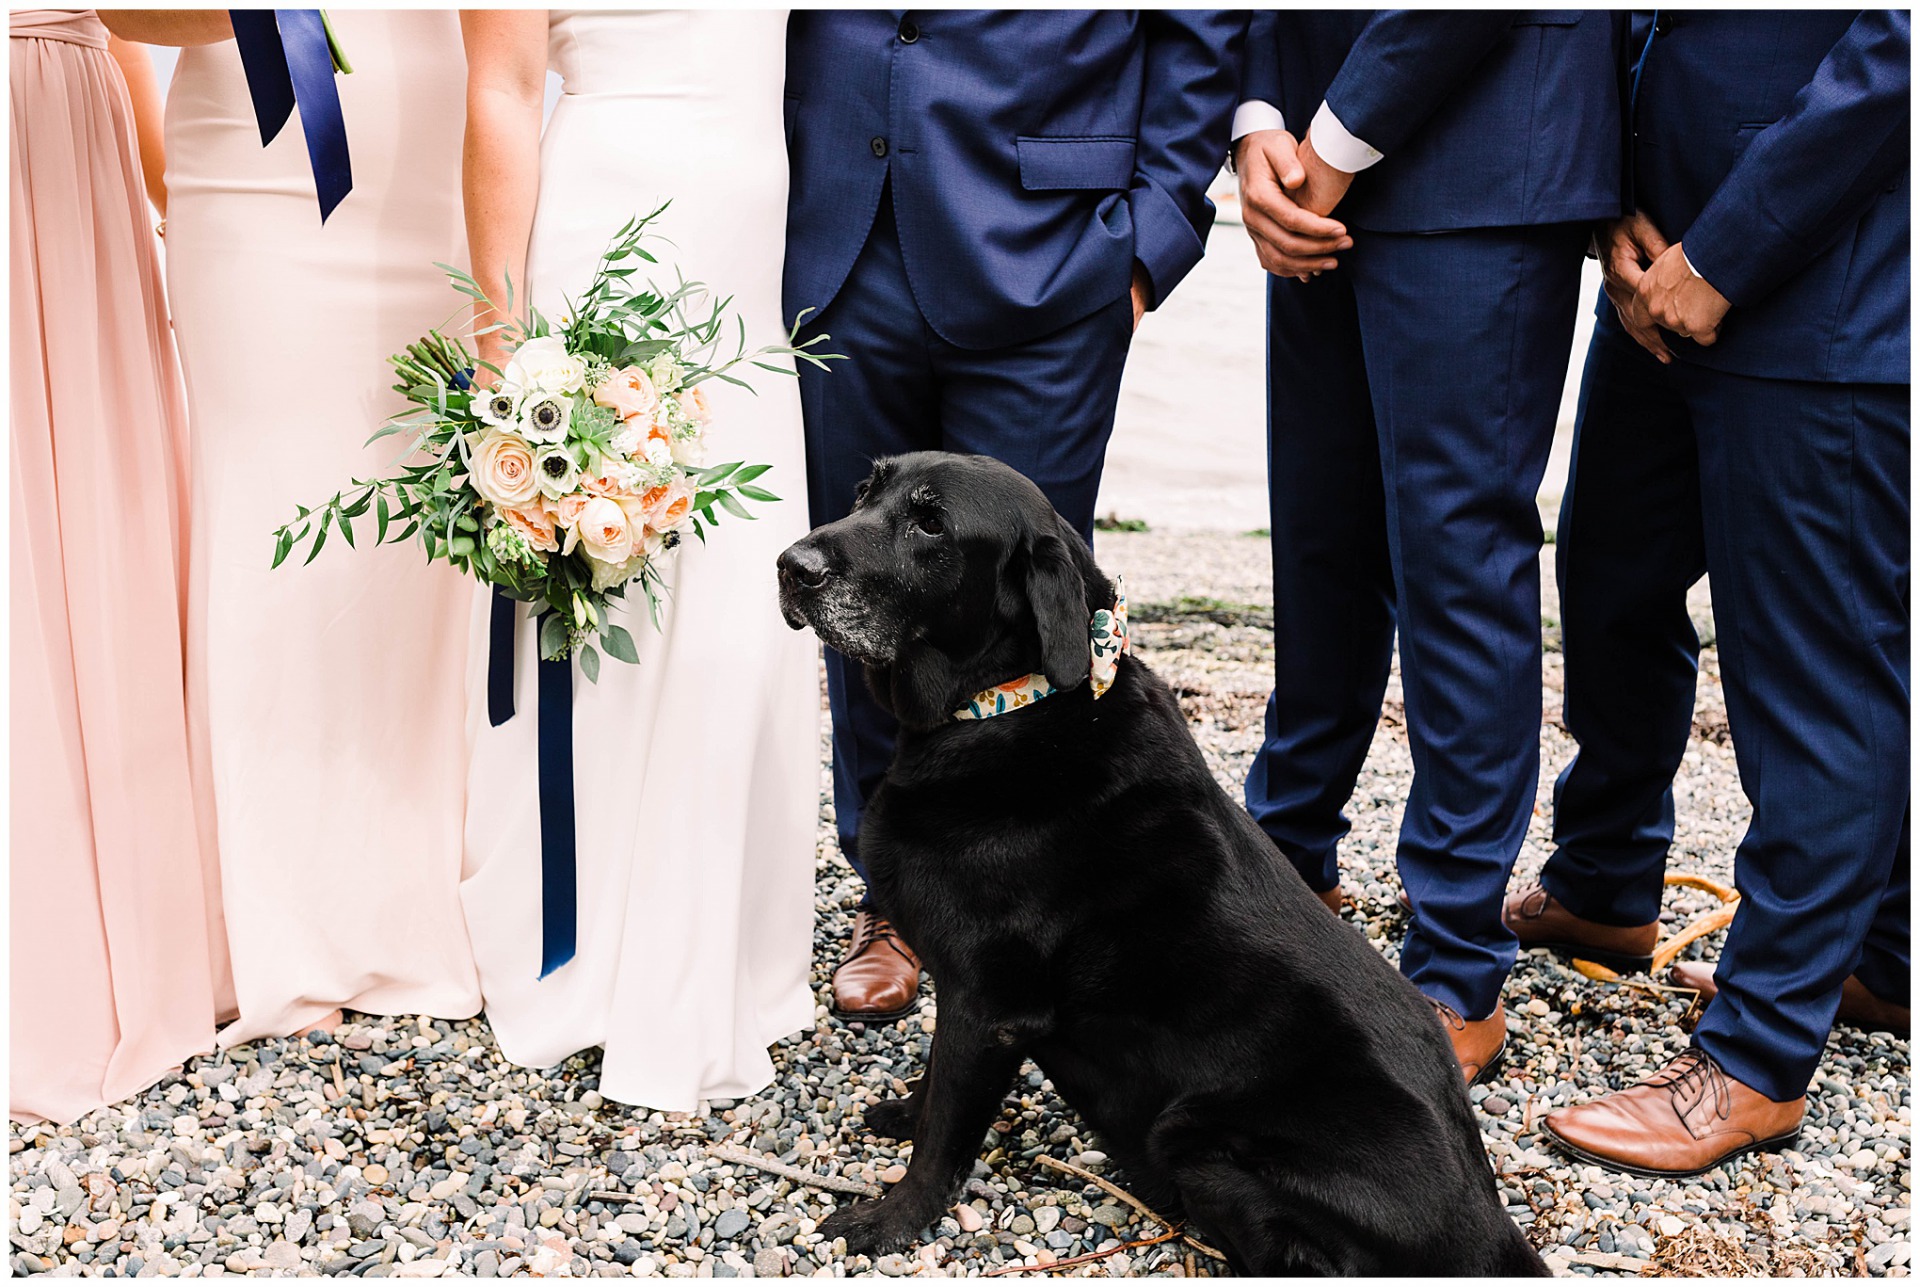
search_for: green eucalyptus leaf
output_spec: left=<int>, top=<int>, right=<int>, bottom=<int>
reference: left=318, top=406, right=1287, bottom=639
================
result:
left=539, top=613, right=569, bottom=660
left=303, top=512, right=331, bottom=565
left=603, top=624, right=639, bottom=664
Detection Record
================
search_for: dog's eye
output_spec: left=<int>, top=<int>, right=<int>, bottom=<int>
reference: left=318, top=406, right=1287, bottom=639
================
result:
left=912, top=514, right=945, bottom=537
left=851, top=480, right=871, bottom=506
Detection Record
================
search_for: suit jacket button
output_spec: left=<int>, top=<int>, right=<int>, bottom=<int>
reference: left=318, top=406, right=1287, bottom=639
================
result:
left=1654, top=14, right=1674, bottom=34
left=898, top=20, right=919, bottom=43
left=870, top=136, right=890, bottom=158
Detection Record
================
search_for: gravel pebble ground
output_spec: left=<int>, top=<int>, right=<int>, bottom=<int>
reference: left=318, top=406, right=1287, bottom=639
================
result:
left=10, top=528, right=1906, bottom=1278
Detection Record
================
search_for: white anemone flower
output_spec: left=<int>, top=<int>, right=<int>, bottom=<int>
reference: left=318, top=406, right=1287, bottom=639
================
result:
left=519, top=393, right=572, bottom=445
left=534, top=445, right=580, bottom=500
left=476, top=388, right=521, bottom=429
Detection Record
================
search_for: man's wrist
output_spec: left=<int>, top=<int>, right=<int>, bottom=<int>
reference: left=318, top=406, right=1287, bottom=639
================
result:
left=1227, top=101, right=1286, bottom=173
left=1307, top=101, right=1383, bottom=174
left=1229, top=100, right=1286, bottom=143
left=1131, top=260, right=1157, bottom=312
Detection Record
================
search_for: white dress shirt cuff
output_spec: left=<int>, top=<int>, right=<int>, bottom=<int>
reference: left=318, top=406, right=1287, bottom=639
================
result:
left=1230, top=100, right=1287, bottom=141
left=1308, top=101, right=1384, bottom=173
left=1682, top=248, right=1710, bottom=286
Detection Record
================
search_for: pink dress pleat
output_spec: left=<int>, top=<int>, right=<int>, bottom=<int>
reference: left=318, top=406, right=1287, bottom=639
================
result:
left=8, top=9, right=228, bottom=1125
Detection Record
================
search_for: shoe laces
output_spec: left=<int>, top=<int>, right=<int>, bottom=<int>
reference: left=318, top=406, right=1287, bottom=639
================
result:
left=1516, top=884, right=1552, bottom=920
left=852, top=913, right=912, bottom=964
left=1430, top=999, right=1467, bottom=1033
left=1651, top=1047, right=1733, bottom=1121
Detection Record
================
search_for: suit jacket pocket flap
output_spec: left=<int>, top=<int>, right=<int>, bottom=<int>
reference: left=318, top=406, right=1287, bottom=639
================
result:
left=1016, top=137, right=1136, bottom=191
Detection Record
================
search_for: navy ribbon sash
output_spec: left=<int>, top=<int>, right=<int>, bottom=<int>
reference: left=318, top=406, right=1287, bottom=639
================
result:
left=229, top=10, right=353, bottom=222
left=488, top=590, right=578, bottom=979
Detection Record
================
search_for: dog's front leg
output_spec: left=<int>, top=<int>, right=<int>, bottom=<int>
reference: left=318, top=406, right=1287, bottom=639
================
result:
left=822, top=1007, right=1022, bottom=1256
left=862, top=1071, right=925, bottom=1140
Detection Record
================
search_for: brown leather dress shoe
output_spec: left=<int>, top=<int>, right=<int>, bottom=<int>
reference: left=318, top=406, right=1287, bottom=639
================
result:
left=1545, top=1047, right=1804, bottom=1179
left=832, top=910, right=922, bottom=1022
left=1502, top=882, right=1657, bottom=973
left=1315, top=885, right=1344, bottom=914
left=1670, top=961, right=1911, bottom=1034
left=1432, top=1000, right=1507, bottom=1086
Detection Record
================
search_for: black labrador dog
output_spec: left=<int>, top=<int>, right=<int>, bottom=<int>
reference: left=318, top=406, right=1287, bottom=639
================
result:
left=776, top=452, right=1545, bottom=1276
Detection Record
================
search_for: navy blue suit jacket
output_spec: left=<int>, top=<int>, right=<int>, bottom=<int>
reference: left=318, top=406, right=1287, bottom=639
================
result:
left=784, top=10, right=1247, bottom=350
left=1241, top=10, right=1625, bottom=233
left=1629, top=11, right=1910, bottom=384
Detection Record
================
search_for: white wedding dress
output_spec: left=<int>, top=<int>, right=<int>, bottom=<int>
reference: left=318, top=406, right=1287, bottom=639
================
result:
left=461, top=9, right=818, bottom=1112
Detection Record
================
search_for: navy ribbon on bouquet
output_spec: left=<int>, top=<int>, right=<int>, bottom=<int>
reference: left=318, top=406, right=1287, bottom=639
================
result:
left=229, top=10, right=353, bottom=222
left=488, top=590, right=578, bottom=979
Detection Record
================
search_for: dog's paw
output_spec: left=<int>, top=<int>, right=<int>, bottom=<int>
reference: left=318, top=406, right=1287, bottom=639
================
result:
left=863, top=1097, right=917, bottom=1140
left=818, top=1198, right=929, bottom=1257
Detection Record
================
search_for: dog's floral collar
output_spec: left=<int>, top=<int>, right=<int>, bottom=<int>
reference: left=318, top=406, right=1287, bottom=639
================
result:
left=954, top=577, right=1130, bottom=721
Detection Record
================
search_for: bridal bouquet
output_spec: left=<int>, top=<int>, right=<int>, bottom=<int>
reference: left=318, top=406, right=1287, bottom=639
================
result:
left=273, top=206, right=835, bottom=677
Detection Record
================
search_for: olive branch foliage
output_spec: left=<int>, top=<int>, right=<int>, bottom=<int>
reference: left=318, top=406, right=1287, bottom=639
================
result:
left=270, top=205, right=840, bottom=678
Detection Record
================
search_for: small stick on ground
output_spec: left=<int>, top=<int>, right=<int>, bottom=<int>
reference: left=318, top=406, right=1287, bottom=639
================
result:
left=1621, top=979, right=1702, bottom=998
left=587, top=1190, right=645, bottom=1205
left=985, top=1224, right=1185, bottom=1277
left=704, top=1144, right=883, bottom=1198
left=1563, top=1249, right=1651, bottom=1272
left=1035, top=1154, right=1227, bottom=1262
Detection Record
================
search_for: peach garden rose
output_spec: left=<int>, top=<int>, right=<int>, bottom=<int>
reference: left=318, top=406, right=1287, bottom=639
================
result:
left=573, top=496, right=635, bottom=566
left=643, top=474, right=696, bottom=532
left=471, top=431, right=541, bottom=509
left=592, top=365, right=659, bottom=423
left=500, top=502, right=559, bottom=553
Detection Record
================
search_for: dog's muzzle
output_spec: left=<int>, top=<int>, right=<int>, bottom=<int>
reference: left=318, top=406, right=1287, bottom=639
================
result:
left=776, top=540, right=830, bottom=630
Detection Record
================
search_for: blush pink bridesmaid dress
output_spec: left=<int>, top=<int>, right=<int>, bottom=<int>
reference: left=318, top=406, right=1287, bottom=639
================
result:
left=8, top=8, right=229, bottom=1124
left=164, top=11, right=481, bottom=1043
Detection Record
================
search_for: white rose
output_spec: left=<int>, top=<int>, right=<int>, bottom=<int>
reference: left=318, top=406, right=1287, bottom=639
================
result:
left=646, top=353, right=683, bottom=393
left=588, top=550, right=652, bottom=592
left=669, top=432, right=706, bottom=467
left=503, top=335, right=585, bottom=395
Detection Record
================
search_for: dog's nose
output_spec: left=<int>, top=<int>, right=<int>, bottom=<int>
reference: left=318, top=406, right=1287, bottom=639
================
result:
left=777, top=541, right=831, bottom=590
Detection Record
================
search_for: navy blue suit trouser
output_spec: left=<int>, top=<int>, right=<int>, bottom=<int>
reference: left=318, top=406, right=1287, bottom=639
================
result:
left=1544, top=322, right=1910, bottom=1101
left=1245, top=223, right=1588, bottom=1022
left=795, top=188, right=1133, bottom=893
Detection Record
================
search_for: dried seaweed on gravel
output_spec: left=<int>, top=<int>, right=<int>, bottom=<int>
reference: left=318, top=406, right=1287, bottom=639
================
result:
left=1639, top=1223, right=1771, bottom=1277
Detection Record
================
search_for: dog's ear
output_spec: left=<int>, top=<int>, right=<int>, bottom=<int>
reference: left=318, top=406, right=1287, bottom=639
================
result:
left=1026, top=521, right=1092, bottom=692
